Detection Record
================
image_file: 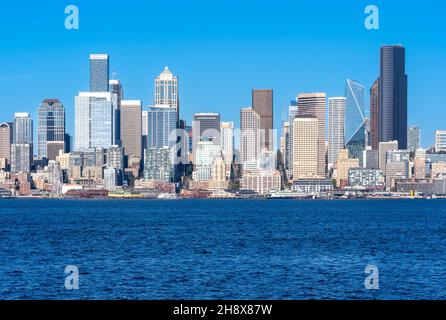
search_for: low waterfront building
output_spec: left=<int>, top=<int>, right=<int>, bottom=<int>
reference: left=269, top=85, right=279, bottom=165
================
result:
left=348, top=168, right=384, bottom=190
left=395, top=180, right=435, bottom=196
left=291, top=178, right=333, bottom=194
left=385, top=161, right=410, bottom=190
left=240, top=170, right=281, bottom=195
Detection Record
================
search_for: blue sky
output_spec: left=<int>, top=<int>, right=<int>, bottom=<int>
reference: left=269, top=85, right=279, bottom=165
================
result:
left=0, top=0, right=445, bottom=147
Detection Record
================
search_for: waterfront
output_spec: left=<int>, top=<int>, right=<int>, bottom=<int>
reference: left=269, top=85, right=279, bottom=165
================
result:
left=0, top=199, right=445, bottom=300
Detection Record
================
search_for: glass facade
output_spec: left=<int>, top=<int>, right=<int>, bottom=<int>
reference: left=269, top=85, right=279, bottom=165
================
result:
left=147, top=106, right=177, bottom=149
left=37, top=99, right=65, bottom=158
left=344, top=79, right=366, bottom=161
left=90, top=54, right=109, bottom=92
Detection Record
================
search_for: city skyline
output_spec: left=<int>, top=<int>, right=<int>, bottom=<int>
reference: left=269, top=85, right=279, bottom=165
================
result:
left=1, top=1, right=446, bottom=147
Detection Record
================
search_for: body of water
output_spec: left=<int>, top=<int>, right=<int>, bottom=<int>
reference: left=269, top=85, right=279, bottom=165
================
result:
left=0, top=199, right=445, bottom=300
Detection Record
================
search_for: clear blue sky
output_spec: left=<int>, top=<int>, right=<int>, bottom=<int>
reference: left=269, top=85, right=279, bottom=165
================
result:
left=0, top=0, right=445, bottom=147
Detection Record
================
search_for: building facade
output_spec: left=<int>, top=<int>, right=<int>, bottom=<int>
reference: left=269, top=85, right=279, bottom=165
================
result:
left=379, top=45, right=408, bottom=149
left=297, top=93, right=326, bottom=176
left=344, top=79, right=366, bottom=161
left=120, top=100, right=142, bottom=159
left=90, top=54, right=109, bottom=92
left=252, top=89, right=274, bottom=151
left=37, top=99, right=65, bottom=159
left=328, top=97, right=345, bottom=167
left=293, top=117, right=319, bottom=180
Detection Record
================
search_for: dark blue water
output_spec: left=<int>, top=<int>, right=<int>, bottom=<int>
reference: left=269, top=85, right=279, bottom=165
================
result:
left=0, top=199, right=445, bottom=300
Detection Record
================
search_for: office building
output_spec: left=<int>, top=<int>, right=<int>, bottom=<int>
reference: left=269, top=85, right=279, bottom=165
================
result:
left=370, top=79, right=380, bottom=150
left=240, top=108, right=260, bottom=169
left=379, top=45, right=408, bottom=149
left=0, top=122, right=13, bottom=166
left=37, top=99, right=65, bottom=159
left=252, top=89, right=274, bottom=151
left=155, top=67, right=179, bottom=116
left=335, top=149, right=360, bottom=188
left=120, top=100, right=142, bottom=159
left=328, top=97, right=346, bottom=167
left=192, top=113, right=220, bottom=162
left=147, top=105, right=178, bottom=149
left=363, top=147, right=379, bottom=169
left=220, top=122, right=234, bottom=173
left=75, top=92, right=116, bottom=150
left=345, top=79, right=366, bottom=161
left=286, top=101, right=299, bottom=177
left=297, top=93, right=326, bottom=176
left=378, top=140, right=398, bottom=170
left=408, top=126, right=420, bottom=151
left=193, top=141, right=222, bottom=181
left=293, top=116, right=319, bottom=180
left=90, top=54, right=109, bottom=92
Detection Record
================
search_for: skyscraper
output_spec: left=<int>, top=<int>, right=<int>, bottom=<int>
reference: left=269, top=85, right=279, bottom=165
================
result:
left=379, top=45, right=408, bottom=149
left=155, top=67, right=179, bottom=115
left=120, top=100, right=142, bottom=159
left=344, top=79, right=366, bottom=160
left=328, top=97, right=346, bottom=167
left=252, top=89, right=274, bottom=151
left=297, top=93, right=326, bottom=176
left=141, top=110, right=149, bottom=151
left=408, top=126, right=420, bottom=151
left=293, top=116, right=319, bottom=180
left=370, top=79, right=380, bottom=150
left=75, top=92, right=115, bottom=150
left=220, top=122, right=234, bottom=173
left=37, top=99, right=65, bottom=159
left=13, top=113, right=33, bottom=145
left=11, top=113, right=33, bottom=173
left=286, top=101, right=299, bottom=177
left=147, top=105, right=178, bottom=149
left=0, top=122, right=13, bottom=166
left=240, top=108, right=260, bottom=170
left=192, top=113, right=221, bottom=162
left=90, top=54, right=109, bottom=92
left=109, top=79, right=124, bottom=106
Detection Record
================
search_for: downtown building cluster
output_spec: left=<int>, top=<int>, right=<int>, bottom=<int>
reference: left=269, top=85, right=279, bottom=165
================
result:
left=1, top=45, right=446, bottom=199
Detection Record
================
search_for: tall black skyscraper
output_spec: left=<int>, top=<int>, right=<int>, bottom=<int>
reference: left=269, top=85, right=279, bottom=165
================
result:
left=379, top=45, right=408, bottom=149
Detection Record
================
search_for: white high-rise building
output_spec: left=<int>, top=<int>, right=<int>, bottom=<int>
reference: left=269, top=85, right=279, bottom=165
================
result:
left=193, top=141, right=222, bottom=181
left=155, top=67, right=179, bottom=114
left=435, top=130, right=446, bottom=153
left=220, top=122, right=234, bottom=174
left=75, top=92, right=117, bottom=151
left=328, top=97, right=346, bottom=167
left=240, top=108, right=260, bottom=170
